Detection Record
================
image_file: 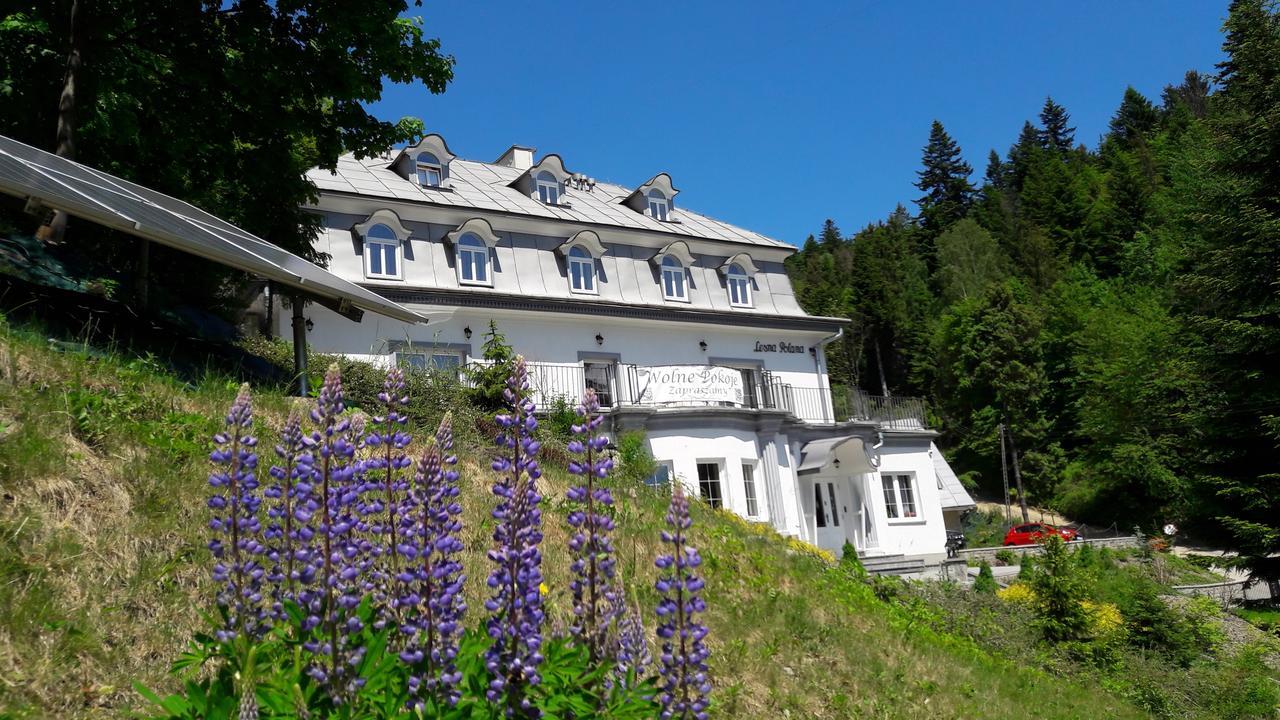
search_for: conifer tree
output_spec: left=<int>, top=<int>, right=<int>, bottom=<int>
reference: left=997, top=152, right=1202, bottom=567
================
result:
left=1107, top=87, right=1160, bottom=148
left=914, top=120, right=974, bottom=250
left=1005, top=121, right=1042, bottom=190
left=819, top=219, right=843, bottom=248
left=1038, top=97, right=1076, bottom=153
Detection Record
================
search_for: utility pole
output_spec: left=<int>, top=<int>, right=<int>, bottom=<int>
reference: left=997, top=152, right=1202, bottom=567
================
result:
left=1007, top=427, right=1030, bottom=523
left=998, top=423, right=1011, bottom=524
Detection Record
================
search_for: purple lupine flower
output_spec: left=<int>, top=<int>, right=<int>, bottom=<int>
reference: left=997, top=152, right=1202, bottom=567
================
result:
left=363, top=368, right=415, bottom=631
left=264, top=410, right=317, bottom=615
left=611, top=600, right=653, bottom=691
left=208, top=384, right=268, bottom=642
left=402, top=413, right=468, bottom=708
left=484, top=356, right=546, bottom=717
left=301, top=364, right=366, bottom=701
left=655, top=484, right=711, bottom=720
left=565, top=389, right=619, bottom=663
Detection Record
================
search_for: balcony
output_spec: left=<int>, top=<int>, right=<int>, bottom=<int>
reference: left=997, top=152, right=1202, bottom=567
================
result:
left=467, top=360, right=928, bottom=429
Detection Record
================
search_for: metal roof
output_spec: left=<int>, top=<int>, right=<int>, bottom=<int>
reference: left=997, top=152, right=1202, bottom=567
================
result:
left=932, top=442, right=976, bottom=510
left=0, top=134, right=426, bottom=326
left=308, top=152, right=793, bottom=249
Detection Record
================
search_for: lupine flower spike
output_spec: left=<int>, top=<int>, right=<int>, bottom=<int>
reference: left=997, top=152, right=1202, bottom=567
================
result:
left=403, top=414, right=467, bottom=708
left=484, top=356, right=546, bottom=717
left=364, top=367, right=414, bottom=632
left=264, top=410, right=316, bottom=615
left=302, top=364, right=365, bottom=701
left=208, top=383, right=267, bottom=643
left=655, top=484, right=711, bottom=720
left=566, top=388, right=619, bottom=664
left=611, top=598, right=653, bottom=692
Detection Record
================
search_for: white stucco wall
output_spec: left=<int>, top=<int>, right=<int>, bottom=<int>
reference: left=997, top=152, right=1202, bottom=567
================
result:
left=864, top=437, right=948, bottom=559
left=647, top=427, right=771, bottom=524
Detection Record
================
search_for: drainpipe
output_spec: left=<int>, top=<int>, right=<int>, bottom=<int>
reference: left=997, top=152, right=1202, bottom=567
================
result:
left=813, top=327, right=843, bottom=422
left=870, top=431, right=884, bottom=468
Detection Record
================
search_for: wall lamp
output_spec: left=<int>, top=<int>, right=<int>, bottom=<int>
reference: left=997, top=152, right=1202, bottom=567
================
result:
left=463, top=326, right=472, bottom=340
left=595, top=333, right=604, bottom=346
left=699, top=340, right=708, bottom=352
left=305, top=318, right=314, bottom=332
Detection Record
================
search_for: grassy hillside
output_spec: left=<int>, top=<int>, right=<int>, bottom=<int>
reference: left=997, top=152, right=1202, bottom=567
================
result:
left=0, top=315, right=1146, bottom=719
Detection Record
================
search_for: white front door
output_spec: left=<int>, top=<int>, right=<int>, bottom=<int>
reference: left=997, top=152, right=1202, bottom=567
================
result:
left=811, top=479, right=847, bottom=551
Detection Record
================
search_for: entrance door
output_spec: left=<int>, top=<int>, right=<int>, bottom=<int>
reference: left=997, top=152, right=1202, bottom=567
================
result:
left=812, top=479, right=846, bottom=550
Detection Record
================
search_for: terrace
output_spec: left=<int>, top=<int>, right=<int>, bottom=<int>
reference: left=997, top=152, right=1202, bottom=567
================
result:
left=478, top=360, right=930, bottom=429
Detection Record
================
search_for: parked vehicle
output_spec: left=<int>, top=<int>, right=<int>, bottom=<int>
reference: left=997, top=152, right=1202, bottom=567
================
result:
left=945, top=530, right=966, bottom=558
left=1002, top=522, right=1079, bottom=546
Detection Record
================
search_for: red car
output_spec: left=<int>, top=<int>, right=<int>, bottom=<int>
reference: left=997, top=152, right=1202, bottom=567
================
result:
left=1002, top=522, right=1079, bottom=546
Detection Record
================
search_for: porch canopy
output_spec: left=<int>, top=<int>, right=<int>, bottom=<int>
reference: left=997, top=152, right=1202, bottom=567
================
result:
left=797, top=436, right=877, bottom=475
left=0, top=134, right=428, bottom=394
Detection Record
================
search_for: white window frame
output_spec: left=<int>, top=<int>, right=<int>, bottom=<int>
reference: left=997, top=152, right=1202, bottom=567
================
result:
left=535, top=171, right=560, bottom=205
left=397, top=349, right=462, bottom=374
left=696, top=460, right=724, bottom=509
left=456, top=234, right=492, bottom=287
left=881, top=472, right=920, bottom=521
left=567, top=246, right=597, bottom=294
left=726, top=264, right=752, bottom=307
left=415, top=152, right=443, bottom=188
left=362, top=223, right=402, bottom=281
left=647, top=189, right=669, bottom=221
left=646, top=460, right=674, bottom=488
left=660, top=256, right=688, bottom=302
left=742, top=461, right=759, bottom=517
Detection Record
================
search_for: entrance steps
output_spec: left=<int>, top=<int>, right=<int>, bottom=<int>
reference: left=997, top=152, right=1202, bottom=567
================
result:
left=858, top=552, right=926, bottom=576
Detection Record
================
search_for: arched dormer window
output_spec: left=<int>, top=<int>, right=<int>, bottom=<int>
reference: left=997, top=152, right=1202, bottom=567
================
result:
left=457, top=234, right=490, bottom=285
left=661, top=256, right=687, bottom=301
left=535, top=170, right=560, bottom=205
left=445, top=217, right=502, bottom=288
left=365, top=224, right=401, bottom=279
left=353, top=209, right=411, bottom=281
left=567, top=246, right=596, bottom=293
left=726, top=264, right=751, bottom=307
left=718, top=252, right=759, bottom=308
left=647, top=189, right=669, bottom=221
left=415, top=152, right=443, bottom=187
left=393, top=134, right=455, bottom=187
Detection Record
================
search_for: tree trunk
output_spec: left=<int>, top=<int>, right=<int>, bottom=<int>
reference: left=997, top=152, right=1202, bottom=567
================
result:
left=873, top=337, right=890, bottom=397
left=135, top=238, right=150, bottom=310
left=1007, top=428, right=1030, bottom=523
left=998, top=423, right=1011, bottom=524
left=37, top=0, right=83, bottom=244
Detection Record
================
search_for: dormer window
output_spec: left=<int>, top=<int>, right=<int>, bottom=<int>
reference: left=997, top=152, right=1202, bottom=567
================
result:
left=661, top=256, right=687, bottom=301
left=415, top=152, right=443, bottom=187
left=567, top=246, right=596, bottom=293
left=364, top=224, right=401, bottom=279
left=354, top=209, right=411, bottom=282
left=457, top=234, right=491, bottom=286
left=536, top=170, right=560, bottom=205
left=647, top=189, right=669, bottom=221
left=726, top=263, right=751, bottom=307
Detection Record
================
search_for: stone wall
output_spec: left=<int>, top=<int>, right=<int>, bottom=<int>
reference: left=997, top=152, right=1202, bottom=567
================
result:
left=955, top=535, right=1139, bottom=563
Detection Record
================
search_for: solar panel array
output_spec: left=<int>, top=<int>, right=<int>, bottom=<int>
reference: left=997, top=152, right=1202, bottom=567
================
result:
left=0, top=134, right=426, bottom=325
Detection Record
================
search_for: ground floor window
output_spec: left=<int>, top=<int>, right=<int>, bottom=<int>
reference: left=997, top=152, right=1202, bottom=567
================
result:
left=398, top=350, right=463, bottom=375
left=881, top=473, right=918, bottom=519
left=646, top=460, right=673, bottom=488
left=827, top=482, right=840, bottom=527
left=697, top=462, right=722, bottom=509
left=742, top=462, right=758, bottom=517
left=814, top=482, right=827, bottom=527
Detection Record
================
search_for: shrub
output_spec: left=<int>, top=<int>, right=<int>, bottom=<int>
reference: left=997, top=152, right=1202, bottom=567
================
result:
left=840, top=541, right=867, bottom=580
left=615, top=430, right=656, bottom=484
left=973, top=561, right=998, bottom=595
left=994, top=548, right=1017, bottom=565
left=466, top=320, right=515, bottom=410
left=1029, top=535, right=1090, bottom=642
left=997, top=583, right=1036, bottom=605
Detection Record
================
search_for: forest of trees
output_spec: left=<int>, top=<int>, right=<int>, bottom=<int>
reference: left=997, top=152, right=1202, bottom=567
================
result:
left=786, top=1, right=1279, bottom=581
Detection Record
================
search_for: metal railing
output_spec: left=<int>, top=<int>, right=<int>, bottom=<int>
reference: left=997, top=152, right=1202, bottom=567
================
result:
left=463, top=360, right=929, bottom=428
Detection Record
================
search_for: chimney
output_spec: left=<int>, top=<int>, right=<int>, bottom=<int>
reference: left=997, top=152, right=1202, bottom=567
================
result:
left=494, top=145, right=536, bottom=171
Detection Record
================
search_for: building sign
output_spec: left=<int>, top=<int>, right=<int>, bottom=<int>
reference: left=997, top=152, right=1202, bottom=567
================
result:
left=636, top=365, right=744, bottom=405
left=753, top=340, right=807, bottom=354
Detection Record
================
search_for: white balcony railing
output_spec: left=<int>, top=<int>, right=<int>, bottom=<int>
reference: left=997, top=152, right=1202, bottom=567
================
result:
left=462, top=360, right=928, bottom=428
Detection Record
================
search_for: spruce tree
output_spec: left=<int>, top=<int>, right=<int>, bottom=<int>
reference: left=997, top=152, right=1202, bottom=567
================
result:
left=1107, top=87, right=1160, bottom=148
left=1182, top=0, right=1280, bottom=582
left=1005, top=121, right=1042, bottom=190
left=1038, top=97, right=1076, bottom=153
left=819, top=219, right=843, bottom=248
left=914, top=120, right=974, bottom=247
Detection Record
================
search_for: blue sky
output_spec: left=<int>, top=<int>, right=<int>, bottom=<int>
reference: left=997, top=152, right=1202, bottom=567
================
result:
left=368, top=2, right=1229, bottom=247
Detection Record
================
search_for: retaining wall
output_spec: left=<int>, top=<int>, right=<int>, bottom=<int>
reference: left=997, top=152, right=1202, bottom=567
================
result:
left=956, top=535, right=1139, bottom=563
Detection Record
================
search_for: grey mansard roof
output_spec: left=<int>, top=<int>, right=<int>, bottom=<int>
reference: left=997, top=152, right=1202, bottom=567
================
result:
left=307, top=152, right=791, bottom=249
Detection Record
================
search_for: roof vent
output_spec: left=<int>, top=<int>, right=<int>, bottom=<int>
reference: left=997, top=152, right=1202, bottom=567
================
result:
left=494, top=145, right=536, bottom=171
left=568, top=173, right=596, bottom=192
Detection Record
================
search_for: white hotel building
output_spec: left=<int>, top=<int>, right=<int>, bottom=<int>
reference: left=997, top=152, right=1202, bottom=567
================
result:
left=285, top=134, right=972, bottom=565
